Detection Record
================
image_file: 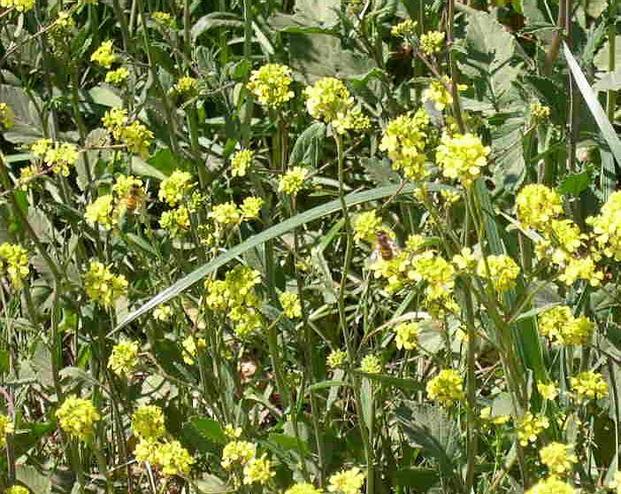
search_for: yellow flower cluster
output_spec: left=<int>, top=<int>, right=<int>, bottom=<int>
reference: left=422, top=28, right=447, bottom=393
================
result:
left=172, top=76, right=198, bottom=96
left=279, top=167, right=308, bottom=196
left=327, top=349, right=347, bottom=369
left=426, top=369, right=464, bottom=406
left=279, top=291, right=302, bottom=319
left=570, top=371, right=608, bottom=401
left=154, top=440, right=194, bottom=476
left=83, top=260, right=128, bottom=307
left=530, top=102, right=551, bottom=122
left=243, top=454, right=275, bottom=485
left=0, top=242, right=29, bottom=289
left=394, top=321, right=419, bottom=350
left=516, top=412, right=549, bottom=446
left=305, top=78, right=353, bottom=123
left=285, top=482, right=323, bottom=494
left=371, top=239, right=456, bottom=315
left=419, top=30, right=445, bottom=55
left=90, top=40, right=117, bottom=68
left=353, top=210, right=382, bottom=243
left=588, top=191, right=621, bottom=261
left=159, top=170, right=193, bottom=206
left=153, top=305, right=172, bottom=321
left=304, top=77, right=369, bottom=134
left=160, top=206, right=190, bottom=236
left=516, top=184, right=563, bottom=230
left=5, top=486, right=30, bottom=494
left=476, top=254, right=520, bottom=292
left=231, top=149, right=254, bottom=177
left=360, top=354, right=382, bottom=374
left=328, top=466, right=365, bottom=494
left=436, top=132, right=490, bottom=187
left=85, top=194, right=116, bottom=230
left=181, top=335, right=206, bottom=365
left=102, top=107, right=153, bottom=157
left=539, top=442, right=576, bottom=475
left=152, top=11, right=175, bottom=27
left=379, top=110, right=430, bottom=180
left=391, top=19, right=416, bottom=38
left=205, top=266, right=263, bottom=337
left=537, top=381, right=559, bottom=401
left=132, top=405, right=166, bottom=440
left=0, top=0, right=34, bottom=12
left=135, top=439, right=194, bottom=476
left=538, top=306, right=593, bottom=346
left=131, top=405, right=193, bottom=476
left=247, top=64, right=295, bottom=109
left=105, top=67, right=130, bottom=86
left=0, top=103, right=14, bottom=129
left=56, top=396, right=100, bottom=440
left=0, top=415, right=13, bottom=448
left=423, top=77, right=464, bottom=111
left=107, top=340, right=139, bottom=376
left=525, top=477, right=575, bottom=494
left=29, top=139, right=79, bottom=177
left=221, top=440, right=256, bottom=469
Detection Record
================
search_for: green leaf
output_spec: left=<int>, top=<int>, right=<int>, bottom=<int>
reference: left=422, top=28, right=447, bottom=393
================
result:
left=288, top=122, right=325, bottom=167
left=192, top=13, right=243, bottom=41
left=87, top=86, right=123, bottom=108
left=395, top=402, right=462, bottom=488
left=460, top=9, right=521, bottom=107
left=559, top=171, right=592, bottom=196
left=563, top=43, right=621, bottom=167
left=192, top=475, right=230, bottom=494
left=395, top=467, right=440, bottom=490
left=113, top=183, right=446, bottom=333
left=187, top=417, right=228, bottom=445
left=16, top=465, right=52, bottom=494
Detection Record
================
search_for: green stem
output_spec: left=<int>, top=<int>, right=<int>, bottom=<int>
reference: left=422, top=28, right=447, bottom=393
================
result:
left=335, top=134, right=374, bottom=494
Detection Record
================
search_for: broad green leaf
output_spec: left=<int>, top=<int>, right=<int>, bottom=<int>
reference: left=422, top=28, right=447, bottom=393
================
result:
left=395, top=402, right=463, bottom=489
left=460, top=9, right=521, bottom=107
left=288, top=122, right=325, bottom=167
left=16, top=465, right=52, bottom=494
left=559, top=171, right=592, bottom=196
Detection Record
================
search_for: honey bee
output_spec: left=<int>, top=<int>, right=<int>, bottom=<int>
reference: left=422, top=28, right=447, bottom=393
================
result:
left=120, top=184, right=146, bottom=213
left=371, top=230, right=400, bottom=263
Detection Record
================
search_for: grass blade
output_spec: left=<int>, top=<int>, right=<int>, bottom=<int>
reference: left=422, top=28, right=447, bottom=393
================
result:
left=113, top=183, right=436, bottom=333
left=563, top=42, right=621, bottom=166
